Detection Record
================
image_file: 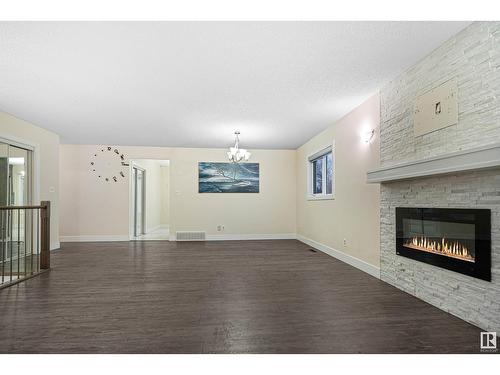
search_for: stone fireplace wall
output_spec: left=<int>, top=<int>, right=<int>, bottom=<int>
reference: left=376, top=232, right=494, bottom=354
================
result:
left=380, top=21, right=500, bottom=332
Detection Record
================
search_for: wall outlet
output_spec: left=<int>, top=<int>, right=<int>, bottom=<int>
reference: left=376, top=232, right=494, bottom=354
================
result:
left=217, top=225, right=225, bottom=232
left=343, top=238, right=348, bottom=247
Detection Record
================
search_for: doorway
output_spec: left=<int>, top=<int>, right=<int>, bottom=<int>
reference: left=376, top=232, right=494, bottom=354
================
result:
left=129, top=159, right=170, bottom=240
left=0, top=140, right=34, bottom=281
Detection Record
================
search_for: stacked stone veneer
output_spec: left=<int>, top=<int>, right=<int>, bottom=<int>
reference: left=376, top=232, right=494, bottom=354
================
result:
left=380, top=21, right=500, bottom=332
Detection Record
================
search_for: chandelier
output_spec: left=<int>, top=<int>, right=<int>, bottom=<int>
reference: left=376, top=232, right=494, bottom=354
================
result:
left=227, top=131, right=251, bottom=163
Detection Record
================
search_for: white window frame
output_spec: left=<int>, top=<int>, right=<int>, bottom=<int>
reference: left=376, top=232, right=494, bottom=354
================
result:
left=306, top=143, right=334, bottom=201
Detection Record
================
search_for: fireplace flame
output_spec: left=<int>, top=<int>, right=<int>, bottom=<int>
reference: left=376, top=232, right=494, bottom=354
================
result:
left=403, top=236, right=474, bottom=262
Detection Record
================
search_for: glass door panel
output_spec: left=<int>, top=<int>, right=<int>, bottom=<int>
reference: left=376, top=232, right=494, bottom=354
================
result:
left=0, top=142, right=8, bottom=283
left=0, top=142, right=33, bottom=281
left=9, top=145, right=30, bottom=206
left=0, top=143, right=8, bottom=207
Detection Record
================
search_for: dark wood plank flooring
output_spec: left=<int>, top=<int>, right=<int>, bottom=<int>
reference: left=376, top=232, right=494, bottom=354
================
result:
left=0, top=240, right=488, bottom=353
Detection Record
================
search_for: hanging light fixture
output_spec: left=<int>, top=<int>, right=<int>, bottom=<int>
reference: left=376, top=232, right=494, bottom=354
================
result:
left=227, top=131, right=251, bottom=163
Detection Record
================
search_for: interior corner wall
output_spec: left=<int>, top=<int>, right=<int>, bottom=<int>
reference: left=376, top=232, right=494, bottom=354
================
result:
left=0, top=111, right=60, bottom=250
left=59, top=145, right=296, bottom=241
left=379, top=21, right=500, bottom=332
left=295, top=94, right=381, bottom=271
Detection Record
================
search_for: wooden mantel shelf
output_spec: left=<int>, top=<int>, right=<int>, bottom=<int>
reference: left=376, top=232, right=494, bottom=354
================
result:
left=367, top=143, right=500, bottom=183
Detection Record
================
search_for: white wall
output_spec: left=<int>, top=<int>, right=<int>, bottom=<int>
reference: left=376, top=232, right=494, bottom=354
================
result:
left=296, top=94, right=381, bottom=270
left=0, top=111, right=60, bottom=249
left=59, top=145, right=296, bottom=241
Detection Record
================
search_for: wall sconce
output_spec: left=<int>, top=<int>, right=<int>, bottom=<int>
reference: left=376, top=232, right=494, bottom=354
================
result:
left=362, top=129, right=375, bottom=144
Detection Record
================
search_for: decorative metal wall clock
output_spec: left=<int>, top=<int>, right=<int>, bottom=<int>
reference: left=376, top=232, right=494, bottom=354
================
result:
left=90, top=146, right=127, bottom=182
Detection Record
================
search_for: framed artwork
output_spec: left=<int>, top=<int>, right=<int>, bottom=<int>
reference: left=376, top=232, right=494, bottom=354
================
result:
left=198, top=162, right=259, bottom=193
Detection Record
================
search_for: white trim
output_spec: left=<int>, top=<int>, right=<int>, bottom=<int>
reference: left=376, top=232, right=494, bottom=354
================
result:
left=0, top=136, right=35, bottom=151
left=307, top=194, right=334, bottom=201
left=307, top=145, right=333, bottom=162
left=206, top=233, right=297, bottom=241
left=367, top=142, right=500, bottom=183
left=297, top=234, right=380, bottom=279
left=129, top=161, right=147, bottom=238
left=51, top=241, right=61, bottom=250
left=60, top=235, right=130, bottom=242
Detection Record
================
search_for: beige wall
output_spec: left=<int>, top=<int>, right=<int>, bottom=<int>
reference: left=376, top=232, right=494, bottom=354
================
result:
left=170, top=148, right=296, bottom=237
left=0, top=111, right=60, bottom=249
left=296, top=94, right=381, bottom=267
left=59, top=145, right=296, bottom=240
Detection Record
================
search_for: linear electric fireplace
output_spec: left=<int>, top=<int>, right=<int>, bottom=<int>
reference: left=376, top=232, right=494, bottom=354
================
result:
left=396, top=207, right=491, bottom=281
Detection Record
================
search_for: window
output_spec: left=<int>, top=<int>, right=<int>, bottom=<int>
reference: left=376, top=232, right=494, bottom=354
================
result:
left=307, top=145, right=334, bottom=200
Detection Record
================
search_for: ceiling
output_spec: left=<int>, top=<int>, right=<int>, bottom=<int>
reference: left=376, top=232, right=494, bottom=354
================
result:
left=0, top=21, right=470, bottom=149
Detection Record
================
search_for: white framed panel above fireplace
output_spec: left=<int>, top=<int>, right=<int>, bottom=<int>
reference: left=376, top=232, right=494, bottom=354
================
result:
left=414, top=78, right=458, bottom=137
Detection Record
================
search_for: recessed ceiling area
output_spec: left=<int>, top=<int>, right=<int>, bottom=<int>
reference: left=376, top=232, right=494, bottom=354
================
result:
left=0, top=21, right=470, bottom=149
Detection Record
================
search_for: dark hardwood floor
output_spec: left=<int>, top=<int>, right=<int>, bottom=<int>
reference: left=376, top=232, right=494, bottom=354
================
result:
left=0, top=240, right=488, bottom=353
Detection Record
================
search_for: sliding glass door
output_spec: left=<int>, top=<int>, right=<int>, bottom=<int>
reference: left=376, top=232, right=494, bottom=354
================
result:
left=0, top=141, right=33, bottom=281
left=0, top=142, right=32, bottom=206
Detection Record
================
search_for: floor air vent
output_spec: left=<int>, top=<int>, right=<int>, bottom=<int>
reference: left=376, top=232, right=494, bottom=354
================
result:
left=176, top=231, right=206, bottom=241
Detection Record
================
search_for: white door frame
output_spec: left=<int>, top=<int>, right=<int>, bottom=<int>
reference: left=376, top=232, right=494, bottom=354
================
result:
left=0, top=135, right=37, bottom=263
left=0, top=135, right=39, bottom=206
left=129, top=162, right=146, bottom=239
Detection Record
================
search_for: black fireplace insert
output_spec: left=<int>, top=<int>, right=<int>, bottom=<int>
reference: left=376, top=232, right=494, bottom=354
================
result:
left=396, top=207, right=491, bottom=281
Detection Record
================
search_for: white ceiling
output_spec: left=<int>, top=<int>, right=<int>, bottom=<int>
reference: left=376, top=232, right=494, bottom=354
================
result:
left=0, top=21, right=470, bottom=149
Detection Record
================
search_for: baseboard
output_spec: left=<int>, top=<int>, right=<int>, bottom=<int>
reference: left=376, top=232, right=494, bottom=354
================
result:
left=50, top=241, right=60, bottom=251
left=206, top=233, right=296, bottom=241
left=60, top=235, right=130, bottom=242
left=62, top=232, right=290, bottom=242
left=297, top=234, right=380, bottom=279
left=170, top=233, right=296, bottom=241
